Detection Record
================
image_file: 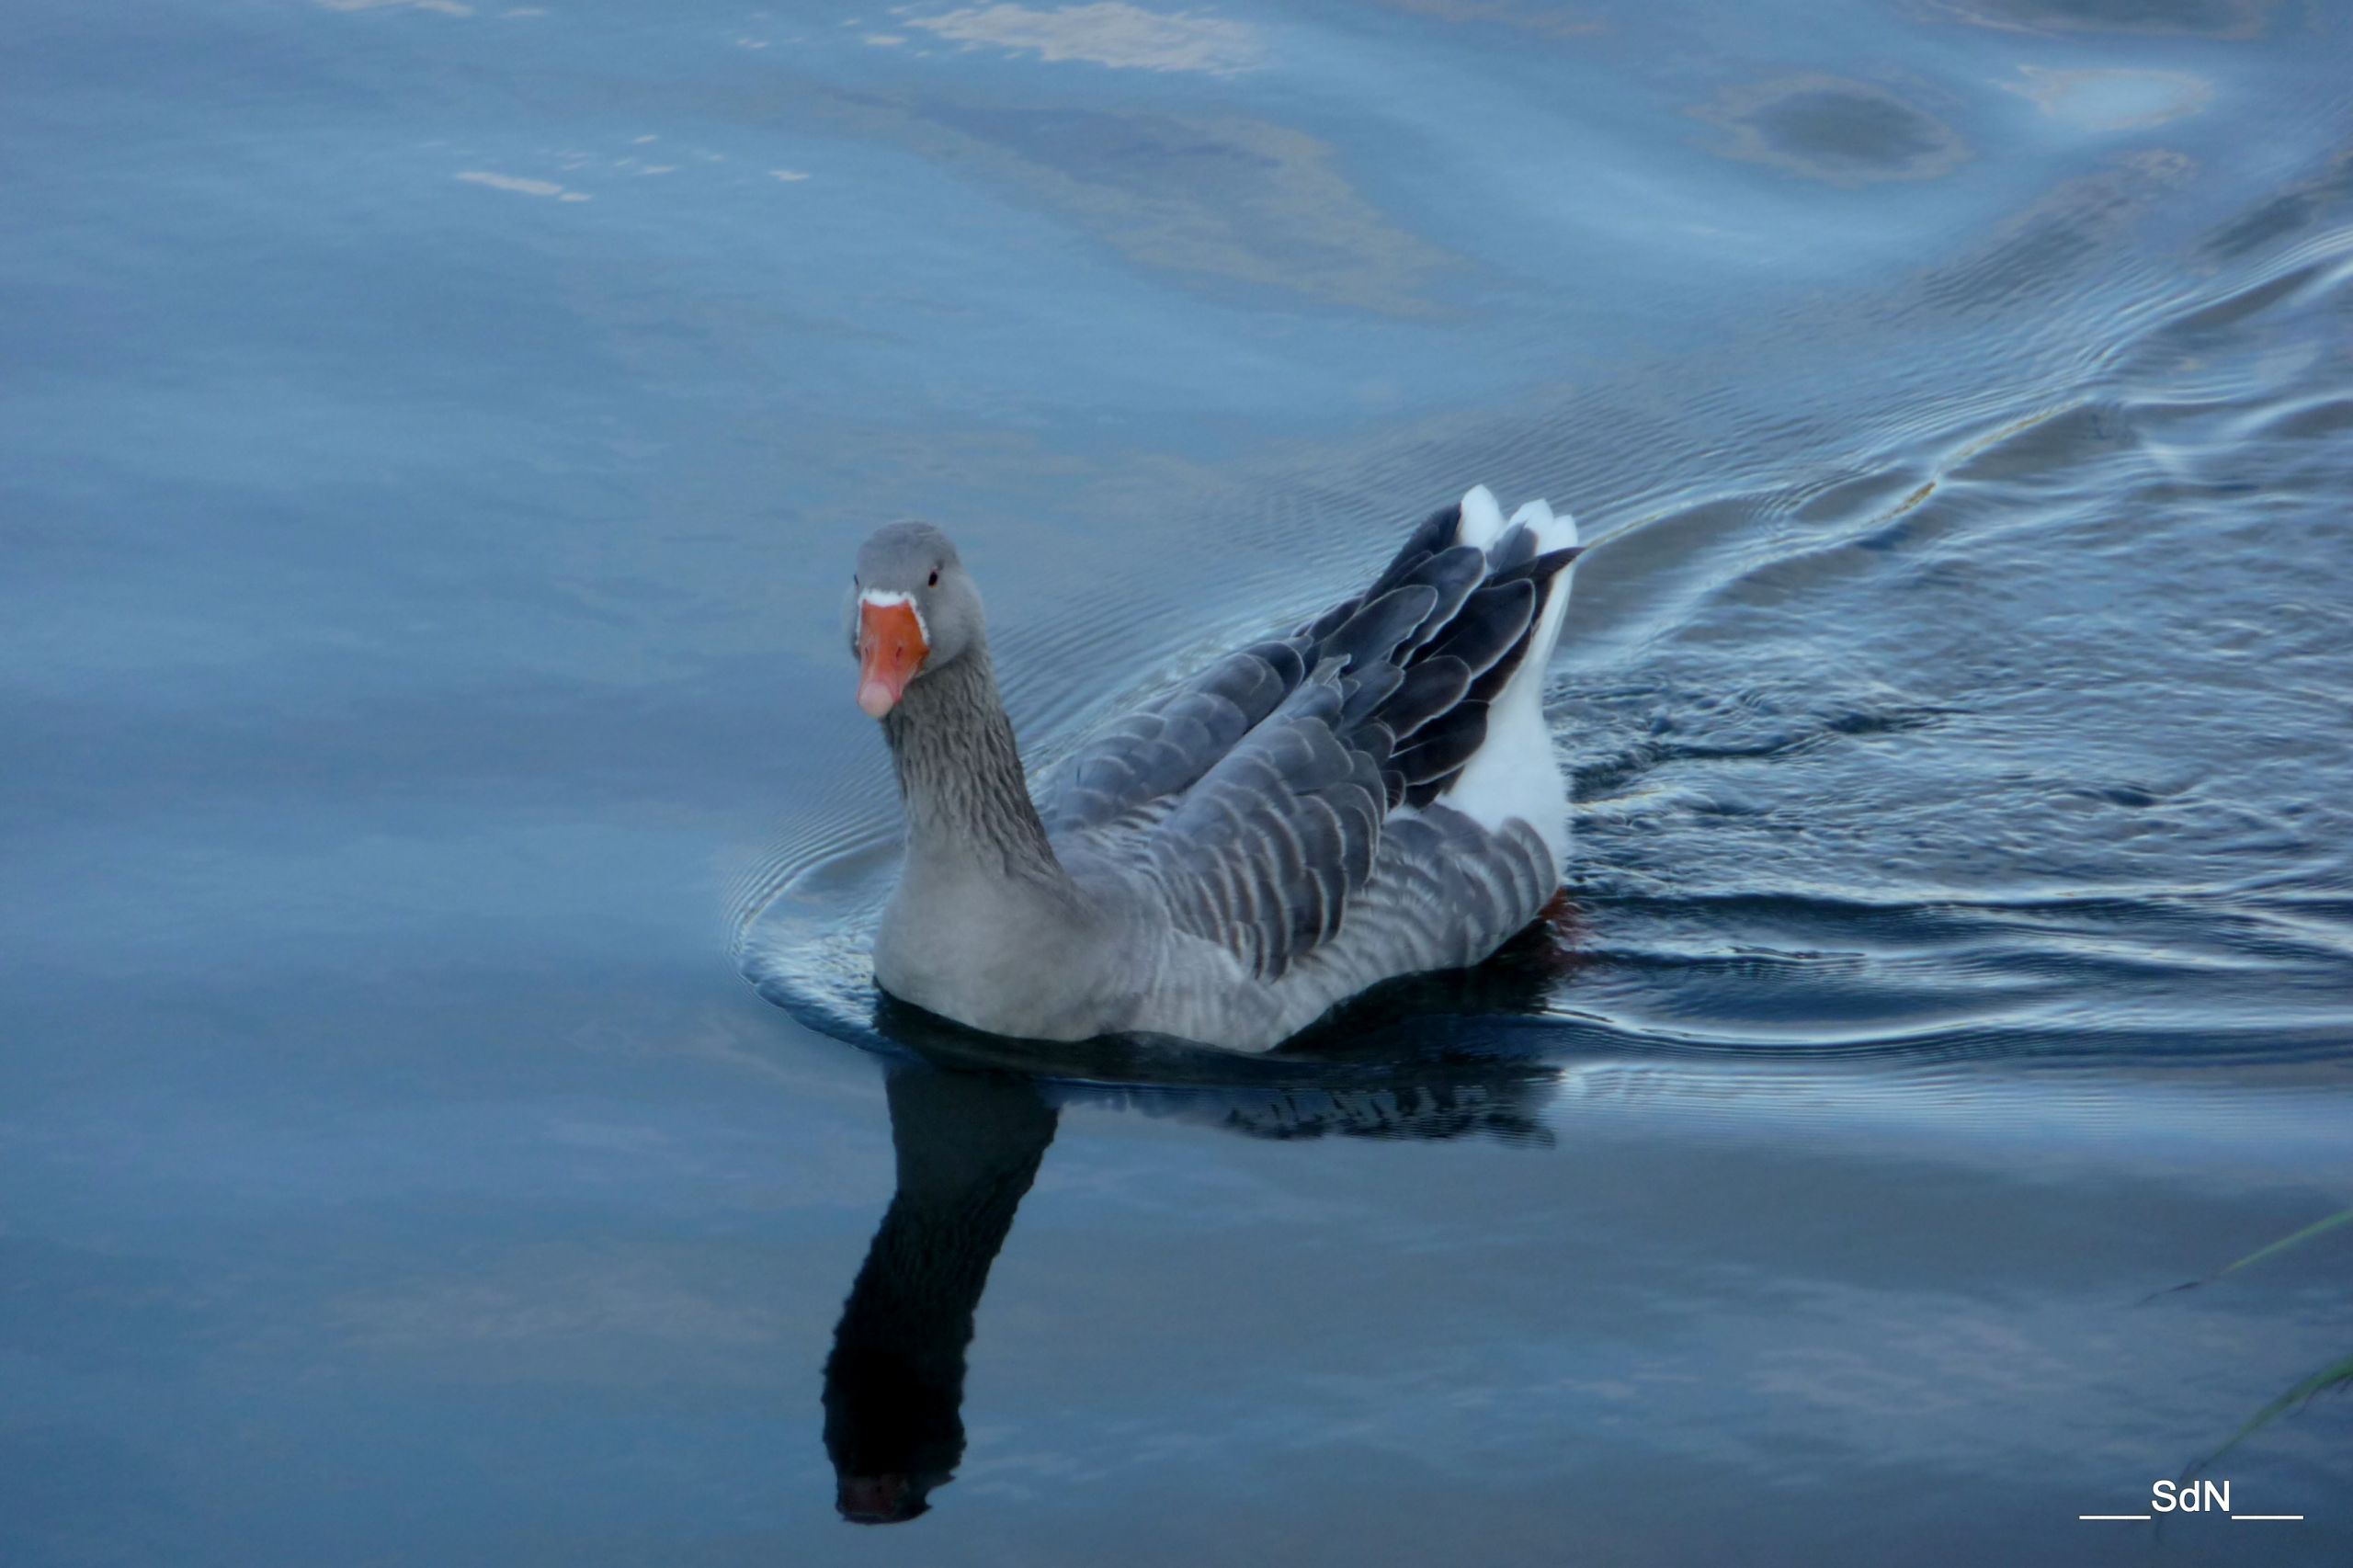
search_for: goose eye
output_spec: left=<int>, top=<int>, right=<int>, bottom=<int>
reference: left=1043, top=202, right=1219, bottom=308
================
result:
left=927, top=569, right=939, bottom=586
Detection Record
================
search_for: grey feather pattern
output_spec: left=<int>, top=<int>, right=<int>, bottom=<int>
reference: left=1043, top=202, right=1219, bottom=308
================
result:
left=1137, top=668, right=1387, bottom=979
left=1040, top=506, right=1580, bottom=988
left=1052, top=639, right=1302, bottom=833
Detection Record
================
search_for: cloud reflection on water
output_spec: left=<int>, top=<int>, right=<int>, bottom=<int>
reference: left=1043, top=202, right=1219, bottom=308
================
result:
left=2006, top=66, right=2213, bottom=132
left=904, top=3, right=1264, bottom=74
left=454, top=169, right=593, bottom=200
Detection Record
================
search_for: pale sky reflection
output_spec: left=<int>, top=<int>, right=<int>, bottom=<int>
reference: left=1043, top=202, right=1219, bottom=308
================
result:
left=903, top=3, right=1262, bottom=74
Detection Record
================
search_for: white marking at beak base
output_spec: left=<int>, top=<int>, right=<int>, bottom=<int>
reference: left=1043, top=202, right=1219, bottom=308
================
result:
left=858, top=587, right=929, bottom=643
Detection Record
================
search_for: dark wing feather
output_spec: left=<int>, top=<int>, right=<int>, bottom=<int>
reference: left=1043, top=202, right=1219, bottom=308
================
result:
left=1378, top=653, right=1472, bottom=744
left=1322, top=584, right=1438, bottom=674
left=1394, top=702, right=1492, bottom=807
left=1297, top=503, right=1461, bottom=642
left=1423, top=578, right=1536, bottom=683
left=1365, top=505, right=1465, bottom=597
left=1400, top=546, right=1489, bottom=652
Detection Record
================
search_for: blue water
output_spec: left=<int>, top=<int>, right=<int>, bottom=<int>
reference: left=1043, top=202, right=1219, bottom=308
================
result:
left=6, top=0, right=2351, bottom=1562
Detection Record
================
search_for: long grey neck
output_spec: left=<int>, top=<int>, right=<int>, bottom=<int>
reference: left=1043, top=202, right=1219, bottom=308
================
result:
left=881, top=642, right=1064, bottom=883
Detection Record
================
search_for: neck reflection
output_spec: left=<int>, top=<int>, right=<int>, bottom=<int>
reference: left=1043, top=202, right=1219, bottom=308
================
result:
left=823, top=1063, right=1057, bottom=1524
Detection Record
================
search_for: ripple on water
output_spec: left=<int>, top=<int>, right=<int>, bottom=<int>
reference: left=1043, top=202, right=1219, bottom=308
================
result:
left=1920, top=0, right=2274, bottom=40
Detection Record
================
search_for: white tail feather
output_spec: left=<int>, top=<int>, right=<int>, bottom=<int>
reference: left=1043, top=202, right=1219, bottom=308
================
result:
left=1507, top=496, right=1579, bottom=550
left=1455, top=484, right=1508, bottom=549
left=1439, top=488, right=1578, bottom=869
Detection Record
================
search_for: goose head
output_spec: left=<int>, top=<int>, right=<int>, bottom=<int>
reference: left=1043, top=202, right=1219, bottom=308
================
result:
left=847, top=521, right=984, bottom=719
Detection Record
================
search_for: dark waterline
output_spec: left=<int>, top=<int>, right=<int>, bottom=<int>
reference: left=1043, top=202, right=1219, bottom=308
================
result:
left=6, top=0, right=2352, bottom=1563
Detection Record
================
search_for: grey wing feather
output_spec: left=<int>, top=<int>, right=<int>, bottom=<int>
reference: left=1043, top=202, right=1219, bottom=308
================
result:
left=1140, top=665, right=1392, bottom=979
left=1051, top=502, right=1581, bottom=980
left=1050, top=638, right=1305, bottom=833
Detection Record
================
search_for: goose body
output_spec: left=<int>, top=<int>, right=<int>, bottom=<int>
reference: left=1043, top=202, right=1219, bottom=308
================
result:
left=847, top=486, right=1581, bottom=1053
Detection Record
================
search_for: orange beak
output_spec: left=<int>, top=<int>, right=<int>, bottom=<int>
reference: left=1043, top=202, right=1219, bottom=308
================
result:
left=857, top=599, right=928, bottom=718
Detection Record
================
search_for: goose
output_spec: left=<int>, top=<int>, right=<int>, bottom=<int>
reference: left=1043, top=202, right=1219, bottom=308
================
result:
left=846, top=485, right=1582, bottom=1053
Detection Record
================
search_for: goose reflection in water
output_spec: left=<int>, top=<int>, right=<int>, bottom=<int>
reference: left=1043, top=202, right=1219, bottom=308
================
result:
left=820, top=936, right=1576, bottom=1524
left=823, top=1064, right=1055, bottom=1524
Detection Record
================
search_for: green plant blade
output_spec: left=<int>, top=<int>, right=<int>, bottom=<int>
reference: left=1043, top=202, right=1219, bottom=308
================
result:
left=2145, top=1203, right=2353, bottom=1302
left=2215, top=1206, right=2353, bottom=1278
left=2184, top=1351, right=2353, bottom=1481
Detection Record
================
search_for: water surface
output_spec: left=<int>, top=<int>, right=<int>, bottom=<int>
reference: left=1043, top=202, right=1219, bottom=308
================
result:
left=4, top=0, right=2351, bottom=1562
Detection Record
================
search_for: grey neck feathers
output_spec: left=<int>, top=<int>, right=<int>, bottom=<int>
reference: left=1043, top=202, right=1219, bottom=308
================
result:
left=881, top=641, right=1065, bottom=883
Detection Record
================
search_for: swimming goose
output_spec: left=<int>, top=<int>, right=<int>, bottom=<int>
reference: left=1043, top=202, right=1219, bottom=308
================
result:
left=847, top=485, right=1581, bottom=1053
